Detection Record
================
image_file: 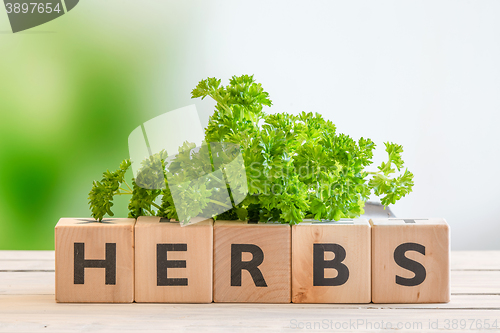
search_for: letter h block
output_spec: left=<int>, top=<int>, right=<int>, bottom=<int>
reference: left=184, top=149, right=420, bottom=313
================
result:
left=134, top=216, right=213, bottom=303
left=213, top=221, right=291, bottom=303
left=371, top=218, right=450, bottom=303
left=55, top=218, right=135, bottom=302
left=292, top=219, right=371, bottom=303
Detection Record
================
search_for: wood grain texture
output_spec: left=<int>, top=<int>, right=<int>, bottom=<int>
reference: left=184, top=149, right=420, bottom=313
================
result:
left=0, top=251, right=54, bottom=260
left=1, top=251, right=499, bottom=332
left=3, top=270, right=498, bottom=296
left=213, top=221, right=291, bottom=303
left=3, top=250, right=495, bottom=269
left=451, top=251, right=500, bottom=270
left=0, top=260, right=54, bottom=271
left=0, top=272, right=54, bottom=295
left=134, top=216, right=213, bottom=303
left=292, top=219, right=371, bottom=303
left=55, top=218, right=135, bottom=303
left=0, top=295, right=499, bottom=333
left=371, top=218, right=450, bottom=303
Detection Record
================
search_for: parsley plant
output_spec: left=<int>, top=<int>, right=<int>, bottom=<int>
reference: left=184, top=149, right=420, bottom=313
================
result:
left=88, top=75, right=414, bottom=224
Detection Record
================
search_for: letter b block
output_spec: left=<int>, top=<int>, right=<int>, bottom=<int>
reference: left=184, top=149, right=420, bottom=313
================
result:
left=134, top=216, right=213, bottom=303
left=371, top=218, right=450, bottom=303
left=292, top=219, right=371, bottom=303
left=213, top=221, right=291, bottom=303
left=55, top=218, right=135, bottom=303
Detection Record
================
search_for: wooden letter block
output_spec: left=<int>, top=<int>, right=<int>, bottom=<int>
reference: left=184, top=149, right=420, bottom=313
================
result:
left=371, top=218, right=450, bottom=303
left=213, top=221, right=291, bottom=303
left=292, top=219, right=371, bottom=303
left=55, top=218, right=135, bottom=303
left=134, top=216, right=213, bottom=303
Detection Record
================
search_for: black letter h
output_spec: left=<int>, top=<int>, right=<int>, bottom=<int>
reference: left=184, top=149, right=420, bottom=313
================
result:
left=74, top=243, right=116, bottom=285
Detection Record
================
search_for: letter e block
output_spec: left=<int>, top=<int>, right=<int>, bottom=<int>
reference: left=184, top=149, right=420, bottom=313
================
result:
left=55, top=218, right=135, bottom=303
left=292, top=219, right=371, bottom=303
left=371, top=218, right=450, bottom=303
left=213, top=221, right=291, bottom=303
left=134, top=216, right=213, bottom=303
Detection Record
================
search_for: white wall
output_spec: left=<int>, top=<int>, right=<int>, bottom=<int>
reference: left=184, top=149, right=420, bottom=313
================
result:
left=99, top=0, right=500, bottom=249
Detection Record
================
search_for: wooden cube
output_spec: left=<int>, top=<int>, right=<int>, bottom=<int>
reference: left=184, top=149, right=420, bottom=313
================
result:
left=213, top=221, right=291, bottom=303
left=134, top=216, right=213, bottom=303
left=371, top=218, right=450, bottom=303
left=292, top=219, right=371, bottom=303
left=55, top=218, right=135, bottom=303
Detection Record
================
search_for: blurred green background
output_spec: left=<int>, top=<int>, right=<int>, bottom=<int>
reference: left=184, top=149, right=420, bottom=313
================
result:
left=3, top=1, right=499, bottom=250
left=0, top=1, right=209, bottom=249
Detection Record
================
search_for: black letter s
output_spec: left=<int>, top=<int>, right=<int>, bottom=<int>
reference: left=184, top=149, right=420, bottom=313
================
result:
left=394, top=242, right=426, bottom=286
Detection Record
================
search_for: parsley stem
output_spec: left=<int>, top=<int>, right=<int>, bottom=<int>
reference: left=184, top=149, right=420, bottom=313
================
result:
left=117, top=192, right=161, bottom=210
left=118, top=188, right=133, bottom=194
left=151, top=202, right=161, bottom=210
left=209, top=199, right=232, bottom=209
left=211, top=94, right=231, bottom=113
left=123, top=181, right=133, bottom=192
left=207, top=173, right=224, bottom=183
left=116, top=191, right=133, bottom=195
left=367, top=171, right=390, bottom=181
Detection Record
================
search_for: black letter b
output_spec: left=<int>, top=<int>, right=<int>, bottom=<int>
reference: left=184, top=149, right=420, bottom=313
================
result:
left=313, top=243, right=349, bottom=286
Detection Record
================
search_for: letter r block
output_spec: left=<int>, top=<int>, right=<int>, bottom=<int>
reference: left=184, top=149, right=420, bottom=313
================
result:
left=134, top=216, right=213, bottom=303
left=213, top=221, right=291, bottom=303
left=371, top=218, right=450, bottom=303
left=292, top=219, right=371, bottom=303
left=55, top=218, right=135, bottom=303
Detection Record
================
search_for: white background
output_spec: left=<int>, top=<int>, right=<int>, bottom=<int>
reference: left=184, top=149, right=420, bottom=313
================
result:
left=150, top=1, right=500, bottom=250
left=37, top=1, right=500, bottom=249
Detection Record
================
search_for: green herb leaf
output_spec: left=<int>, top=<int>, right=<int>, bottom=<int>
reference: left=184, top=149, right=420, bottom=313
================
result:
left=89, top=75, right=414, bottom=224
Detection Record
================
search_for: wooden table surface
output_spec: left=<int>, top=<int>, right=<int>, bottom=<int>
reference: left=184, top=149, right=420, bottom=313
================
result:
left=0, top=251, right=499, bottom=332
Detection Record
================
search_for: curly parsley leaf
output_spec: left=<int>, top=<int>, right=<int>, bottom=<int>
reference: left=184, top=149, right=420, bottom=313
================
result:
left=89, top=74, right=414, bottom=224
left=88, top=159, right=132, bottom=221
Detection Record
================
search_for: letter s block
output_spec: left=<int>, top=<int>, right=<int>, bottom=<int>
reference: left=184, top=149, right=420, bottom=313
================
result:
left=371, top=218, right=450, bottom=303
left=134, top=216, right=213, bottom=303
left=292, top=219, right=371, bottom=303
left=213, top=221, right=291, bottom=303
left=55, top=218, right=135, bottom=303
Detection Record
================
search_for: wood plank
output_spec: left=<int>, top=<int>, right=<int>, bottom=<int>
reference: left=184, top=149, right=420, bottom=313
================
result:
left=0, top=267, right=499, bottom=297
left=0, top=260, right=54, bottom=271
left=452, top=271, right=500, bottom=294
left=1, top=250, right=499, bottom=270
left=0, top=251, right=54, bottom=260
left=1, top=249, right=500, bottom=271
left=0, top=295, right=499, bottom=333
left=0, top=293, right=498, bottom=310
left=0, top=251, right=499, bottom=300
left=0, top=272, right=54, bottom=295
left=451, top=251, right=500, bottom=270
left=373, top=294, right=500, bottom=309
left=0, top=251, right=497, bottom=272
left=0, top=250, right=499, bottom=333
